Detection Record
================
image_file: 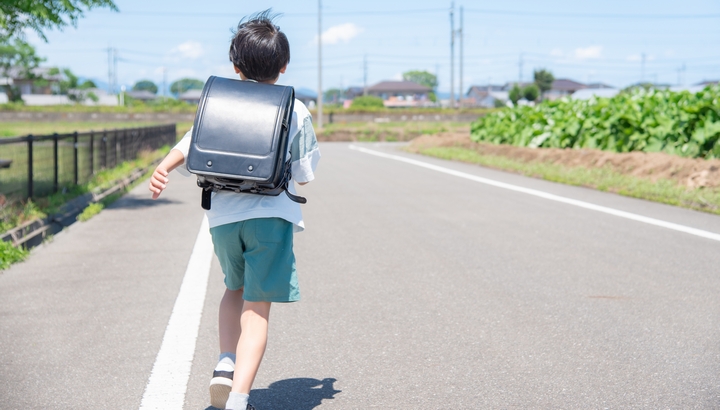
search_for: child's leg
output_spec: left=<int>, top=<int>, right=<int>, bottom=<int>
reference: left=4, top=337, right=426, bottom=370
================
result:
left=219, top=287, right=244, bottom=352
left=210, top=288, right=244, bottom=409
left=232, top=300, right=272, bottom=394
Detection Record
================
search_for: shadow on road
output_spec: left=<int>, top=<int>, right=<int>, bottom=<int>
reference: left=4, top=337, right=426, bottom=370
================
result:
left=204, top=377, right=341, bottom=410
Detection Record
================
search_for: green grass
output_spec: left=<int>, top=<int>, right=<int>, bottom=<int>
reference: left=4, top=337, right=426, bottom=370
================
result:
left=0, top=240, right=28, bottom=270
left=1, top=146, right=170, bottom=231
left=0, top=121, right=188, bottom=139
left=0, top=100, right=197, bottom=113
left=77, top=202, right=104, bottom=222
left=319, top=121, right=470, bottom=142
left=415, top=146, right=720, bottom=215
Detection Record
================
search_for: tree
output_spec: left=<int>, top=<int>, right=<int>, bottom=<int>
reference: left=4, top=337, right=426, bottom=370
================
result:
left=170, top=78, right=204, bottom=95
left=0, top=0, right=118, bottom=42
left=508, top=84, right=522, bottom=105
left=133, top=80, right=158, bottom=94
left=533, top=69, right=554, bottom=98
left=402, top=70, right=438, bottom=90
left=0, top=37, right=44, bottom=101
left=49, top=67, right=96, bottom=102
left=523, top=84, right=540, bottom=102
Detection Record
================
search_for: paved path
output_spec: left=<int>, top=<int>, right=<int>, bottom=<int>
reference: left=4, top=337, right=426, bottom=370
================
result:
left=1, top=142, right=719, bottom=409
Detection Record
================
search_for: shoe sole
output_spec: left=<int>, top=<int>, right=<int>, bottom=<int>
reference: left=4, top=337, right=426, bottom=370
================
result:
left=209, top=377, right=233, bottom=409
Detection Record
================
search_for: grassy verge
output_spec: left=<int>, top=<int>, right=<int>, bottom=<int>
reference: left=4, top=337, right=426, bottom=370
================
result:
left=414, top=146, right=720, bottom=215
left=319, top=121, right=470, bottom=142
left=0, top=121, right=194, bottom=139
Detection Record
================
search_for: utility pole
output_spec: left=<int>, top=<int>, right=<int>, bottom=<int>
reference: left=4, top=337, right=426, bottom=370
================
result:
left=107, top=47, right=113, bottom=94
left=317, top=0, right=323, bottom=129
left=113, top=48, right=118, bottom=95
left=459, top=6, right=463, bottom=106
left=450, top=2, right=455, bottom=109
left=162, top=67, right=167, bottom=98
left=363, top=54, right=368, bottom=96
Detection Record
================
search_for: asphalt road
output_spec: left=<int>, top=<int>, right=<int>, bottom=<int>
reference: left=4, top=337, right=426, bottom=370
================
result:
left=1, top=142, right=719, bottom=409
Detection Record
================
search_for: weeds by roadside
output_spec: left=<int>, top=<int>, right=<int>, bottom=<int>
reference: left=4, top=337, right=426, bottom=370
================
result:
left=413, top=146, right=720, bottom=215
left=0, top=240, right=28, bottom=270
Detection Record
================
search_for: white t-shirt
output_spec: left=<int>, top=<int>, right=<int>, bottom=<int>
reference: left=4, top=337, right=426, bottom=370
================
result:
left=172, top=99, right=320, bottom=232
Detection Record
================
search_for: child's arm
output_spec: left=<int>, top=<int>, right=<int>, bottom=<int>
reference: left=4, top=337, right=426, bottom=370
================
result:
left=149, top=149, right=185, bottom=199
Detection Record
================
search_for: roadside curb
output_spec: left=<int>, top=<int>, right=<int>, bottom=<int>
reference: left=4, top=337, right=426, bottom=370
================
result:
left=1, top=160, right=159, bottom=250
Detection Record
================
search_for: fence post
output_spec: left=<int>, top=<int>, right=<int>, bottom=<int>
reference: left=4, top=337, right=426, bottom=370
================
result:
left=89, top=130, right=94, bottom=176
left=113, top=130, right=118, bottom=168
left=73, top=131, right=79, bottom=186
left=27, top=135, right=33, bottom=199
left=102, top=130, right=107, bottom=169
left=53, top=133, right=59, bottom=193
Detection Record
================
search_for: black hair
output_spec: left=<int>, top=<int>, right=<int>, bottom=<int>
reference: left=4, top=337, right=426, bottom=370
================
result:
left=229, top=10, right=290, bottom=82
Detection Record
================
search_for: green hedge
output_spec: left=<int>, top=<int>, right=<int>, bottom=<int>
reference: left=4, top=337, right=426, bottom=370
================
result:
left=471, top=85, right=720, bottom=158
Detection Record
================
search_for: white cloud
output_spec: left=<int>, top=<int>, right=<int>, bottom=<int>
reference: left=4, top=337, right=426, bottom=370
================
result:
left=550, top=48, right=564, bottom=57
left=392, top=72, right=403, bottom=81
left=316, top=23, right=362, bottom=45
left=170, top=41, right=204, bottom=60
left=574, top=45, right=603, bottom=60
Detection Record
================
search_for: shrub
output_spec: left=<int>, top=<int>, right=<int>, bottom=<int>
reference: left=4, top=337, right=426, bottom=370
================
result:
left=350, top=95, right=384, bottom=109
left=0, top=240, right=28, bottom=270
left=471, top=85, right=720, bottom=158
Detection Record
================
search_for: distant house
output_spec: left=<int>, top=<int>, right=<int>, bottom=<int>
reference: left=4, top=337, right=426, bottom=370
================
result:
left=572, top=88, right=620, bottom=100
left=126, top=90, right=157, bottom=102
left=0, top=66, right=63, bottom=95
left=366, top=81, right=432, bottom=107
left=695, top=80, right=719, bottom=86
left=586, top=82, right=614, bottom=89
left=465, top=85, right=507, bottom=107
left=178, top=89, right=202, bottom=104
left=545, top=79, right=587, bottom=99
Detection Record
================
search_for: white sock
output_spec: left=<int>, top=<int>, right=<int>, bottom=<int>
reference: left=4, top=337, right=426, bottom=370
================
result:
left=225, top=392, right=248, bottom=410
left=215, top=352, right=235, bottom=373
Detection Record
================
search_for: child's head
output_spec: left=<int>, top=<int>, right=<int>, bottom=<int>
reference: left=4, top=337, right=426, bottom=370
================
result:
left=229, top=10, right=290, bottom=83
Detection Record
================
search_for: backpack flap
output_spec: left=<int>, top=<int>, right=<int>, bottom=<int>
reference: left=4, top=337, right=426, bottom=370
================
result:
left=187, top=76, right=303, bottom=209
left=187, top=76, right=294, bottom=186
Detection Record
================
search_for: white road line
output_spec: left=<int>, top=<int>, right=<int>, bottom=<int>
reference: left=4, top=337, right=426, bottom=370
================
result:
left=349, top=144, right=720, bottom=243
left=139, top=216, right=214, bottom=410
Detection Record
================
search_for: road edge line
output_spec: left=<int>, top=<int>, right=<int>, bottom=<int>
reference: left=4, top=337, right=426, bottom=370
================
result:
left=139, top=215, right=214, bottom=409
left=349, top=144, right=720, bottom=242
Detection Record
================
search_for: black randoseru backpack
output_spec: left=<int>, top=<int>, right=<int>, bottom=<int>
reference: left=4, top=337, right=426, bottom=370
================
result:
left=186, top=76, right=306, bottom=210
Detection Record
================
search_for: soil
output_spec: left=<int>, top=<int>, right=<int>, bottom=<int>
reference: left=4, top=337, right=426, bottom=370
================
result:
left=407, top=132, right=720, bottom=189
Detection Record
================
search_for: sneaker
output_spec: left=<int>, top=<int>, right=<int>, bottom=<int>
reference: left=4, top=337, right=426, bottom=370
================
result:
left=246, top=404, right=256, bottom=410
left=209, top=370, right=233, bottom=409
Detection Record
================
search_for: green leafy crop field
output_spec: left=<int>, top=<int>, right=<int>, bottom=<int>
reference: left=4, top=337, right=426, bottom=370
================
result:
left=471, top=85, right=720, bottom=158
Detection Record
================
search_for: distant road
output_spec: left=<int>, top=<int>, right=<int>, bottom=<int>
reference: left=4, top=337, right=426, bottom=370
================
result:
left=1, top=142, right=719, bottom=409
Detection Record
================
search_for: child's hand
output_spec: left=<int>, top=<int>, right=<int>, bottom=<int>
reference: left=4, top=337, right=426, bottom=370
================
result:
left=149, top=167, right=169, bottom=199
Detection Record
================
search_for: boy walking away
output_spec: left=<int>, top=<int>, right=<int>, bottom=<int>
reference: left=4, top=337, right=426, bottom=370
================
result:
left=148, top=10, right=320, bottom=410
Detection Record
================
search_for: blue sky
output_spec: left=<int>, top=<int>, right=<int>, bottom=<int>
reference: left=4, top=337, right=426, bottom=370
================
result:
left=26, top=0, right=720, bottom=95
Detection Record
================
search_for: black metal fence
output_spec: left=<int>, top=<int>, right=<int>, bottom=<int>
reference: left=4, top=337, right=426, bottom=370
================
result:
left=0, top=124, right=176, bottom=203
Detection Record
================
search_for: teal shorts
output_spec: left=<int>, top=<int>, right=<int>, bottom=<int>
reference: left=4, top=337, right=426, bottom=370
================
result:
left=209, top=218, right=299, bottom=302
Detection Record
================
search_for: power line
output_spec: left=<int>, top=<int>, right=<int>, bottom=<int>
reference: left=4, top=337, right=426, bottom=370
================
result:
left=100, top=8, right=720, bottom=19
left=465, top=8, right=720, bottom=19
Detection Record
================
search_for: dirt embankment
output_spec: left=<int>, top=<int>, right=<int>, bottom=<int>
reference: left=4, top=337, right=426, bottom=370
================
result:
left=408, top=132, right=720, bottom=189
